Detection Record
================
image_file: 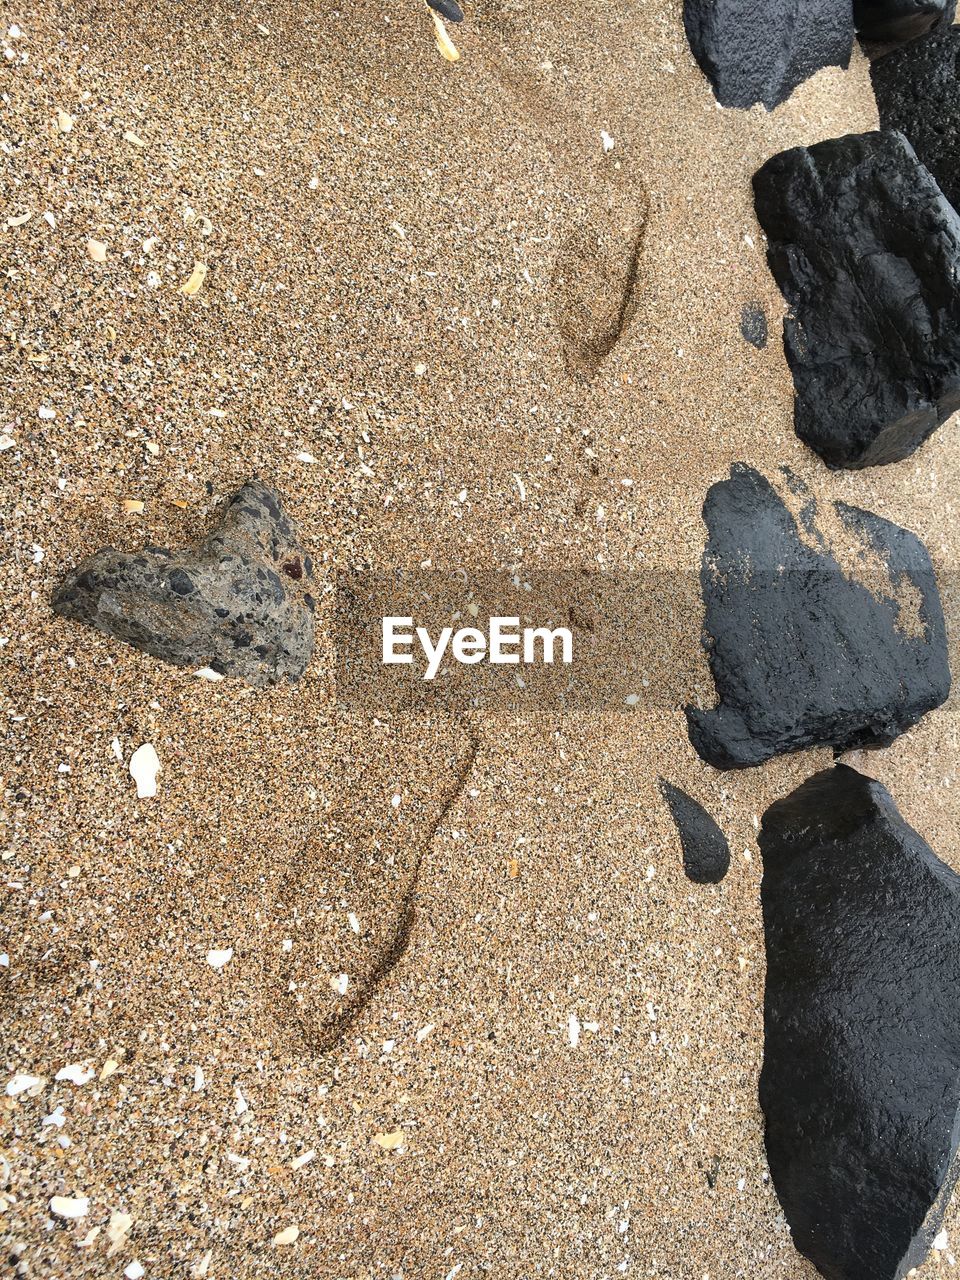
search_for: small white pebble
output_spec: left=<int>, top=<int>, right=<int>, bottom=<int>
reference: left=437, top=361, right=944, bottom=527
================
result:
left=330, top=973, right=349, bottom=996
left=206, top=947, right=234, bottom=970
left=600, top=130, right=615, bottom=152
left=272, top=1225, right=299, bottom=1246
left=416, top=1023, right=434, bottom=1043
left=38, top=406, right=56, bottom=420
left=568, top=1012, right=581, bottom=1048
left=125, top=1263, right=145, bottom=1280
left=933, top=1230, right=950, bottom=1251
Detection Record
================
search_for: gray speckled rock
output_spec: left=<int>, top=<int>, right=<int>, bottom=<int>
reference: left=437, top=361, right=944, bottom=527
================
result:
left=753, top=130, right=960, bottom=468
left=760, top=764, right=960, bottom=1280
left=684, top=0, right=854, bottom=109
left=685, top=464, right=950, bottom=769
left=52, top=479, right=315, bottom=686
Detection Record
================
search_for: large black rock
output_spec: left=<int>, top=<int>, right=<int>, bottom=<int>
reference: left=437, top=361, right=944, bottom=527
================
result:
left=873, top=26, right=960, bottom=212
left=759, top=764, right=960, bottom=1280
left=685, top=464, right=950, bottom=769
left=52, top=479, right=315, bottom=686
left=753, top=129, right=960, bottom=468
left=683, top=0, right=854, bottom=110
left=856, top=0, right=955, bottom=44
left=659, top=780, right=730, bottom=883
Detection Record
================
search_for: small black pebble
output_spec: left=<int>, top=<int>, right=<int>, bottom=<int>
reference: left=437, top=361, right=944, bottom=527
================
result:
left=740, top=302, right=768, bottom=349
left=427, top=0, right=465, bottom=20
left=659, top=779, right=731, bottom=884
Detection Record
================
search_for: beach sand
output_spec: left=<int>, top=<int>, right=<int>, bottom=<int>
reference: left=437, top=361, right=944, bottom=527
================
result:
left=2, top=1, right=959, bottom=1276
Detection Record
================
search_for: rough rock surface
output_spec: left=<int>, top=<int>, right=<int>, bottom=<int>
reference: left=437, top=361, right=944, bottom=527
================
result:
left=683, top=0, right=854, bottom=110
left=659, top=780, right=730, bottom=883
left=856, top=0, right=955, bottom=44
left=685, top=464, right=950, bottom=769
left=759, top=764, right=960, bottom=1280
left=52, top=480, right=315, bottom=686
left=740, top=302, right=768, bottom=349
left=873, top=27, right=960, bottom=211
left=753, top=129, right=960, bottom=468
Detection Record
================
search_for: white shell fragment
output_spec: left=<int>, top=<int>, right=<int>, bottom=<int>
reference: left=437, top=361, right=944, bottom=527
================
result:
left=50, top=1195, right=90, bottom=1219
left=6, top=1073, right=45, bottom=1096
left=272, top=1225, right=299, bottom=1246
left=206, top=947, right=234, bottom=970
left=129, top=743, right=160, bottom=798
left=55, top=1063, right=94, bottom=1085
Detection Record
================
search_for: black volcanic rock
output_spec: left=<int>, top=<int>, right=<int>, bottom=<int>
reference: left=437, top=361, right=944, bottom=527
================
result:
left=427, top=0, right=464, bottom=20
left=683, top=0, right=854, bottom=109
left=685, top=464, right=949, bottom=769
left=659, top=780, right=730, bottom=883
left=759, top=765, right=960, bottom=1280
left=873, top=27, right=960, bottom=211
left=52, top=479, right=314, bottom=686
left=856, top=0, right=955, bottom=43
left=753, top=129, right=960, bottom=468
left=740, top=302, right=768, bottom=349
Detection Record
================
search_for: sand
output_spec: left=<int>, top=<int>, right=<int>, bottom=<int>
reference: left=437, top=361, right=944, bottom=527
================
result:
left=2, top=1, right=959, bottom=1276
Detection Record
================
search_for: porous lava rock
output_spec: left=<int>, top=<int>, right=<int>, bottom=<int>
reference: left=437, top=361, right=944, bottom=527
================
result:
left=759, top=764, right=960, bottom=1280
left=753, top=129, right=960, bottom=468
left=873, top=26, right=960, bottom=209
left=659, top=780, right=730, bottom=883
left=683, top=0, right=854, bottom=109
left=685, top=464, right=949, bottom=769
left=52, top=479, right=314, bottom=686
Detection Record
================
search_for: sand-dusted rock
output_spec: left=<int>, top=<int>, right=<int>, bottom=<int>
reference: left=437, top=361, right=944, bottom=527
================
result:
left=740, top=302, right=768, bottom=349
left=52, top=480, right=314, bottom=686
left=659, top=781, right=730, bottom=883
left=873, top=26, right=960, bottom=211
left=685, top=465, right=949, bottom=769
left=683, top=0, right=854, bottom=109
left=856, top=0, right=955, bottom=43
left=753, top=129, right=960, bottom=468
left=759, top=764, right=960, bottom=1280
